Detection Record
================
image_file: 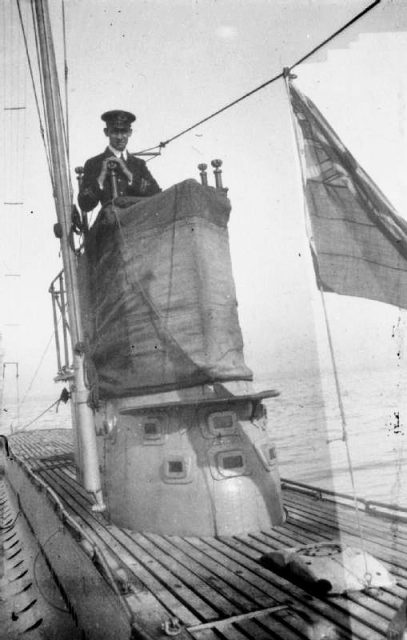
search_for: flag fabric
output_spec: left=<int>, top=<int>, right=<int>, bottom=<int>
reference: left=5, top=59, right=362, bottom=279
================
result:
left=289, top=82, right=407, bottom=309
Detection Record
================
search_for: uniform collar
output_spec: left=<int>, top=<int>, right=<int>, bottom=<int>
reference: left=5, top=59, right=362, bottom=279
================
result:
left=108, top=145, right=128, bottom=160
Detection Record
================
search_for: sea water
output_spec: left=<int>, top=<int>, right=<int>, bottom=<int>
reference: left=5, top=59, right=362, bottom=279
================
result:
left=264, top=366, right=407, bottom=508
left=1, top=367, right=406, bottom=508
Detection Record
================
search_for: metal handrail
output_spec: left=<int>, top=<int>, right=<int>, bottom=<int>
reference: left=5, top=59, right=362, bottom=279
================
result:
left=49, top=270, right=72, bottom=379
left=281, top=477, right=407, bottom=522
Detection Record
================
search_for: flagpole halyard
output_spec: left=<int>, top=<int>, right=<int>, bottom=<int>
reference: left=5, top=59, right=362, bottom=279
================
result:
left=283, top=73, right=371, bottom=584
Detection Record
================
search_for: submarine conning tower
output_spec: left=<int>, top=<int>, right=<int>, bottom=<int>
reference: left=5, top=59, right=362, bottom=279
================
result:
left=77, top=162, right=284, bottom=536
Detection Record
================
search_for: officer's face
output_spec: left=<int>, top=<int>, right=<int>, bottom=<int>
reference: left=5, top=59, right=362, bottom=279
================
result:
left=105, top=126, right=132, bottom=152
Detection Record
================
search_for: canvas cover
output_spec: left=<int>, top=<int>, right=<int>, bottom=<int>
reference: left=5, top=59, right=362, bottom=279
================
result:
left=290, top=82, right=407, bottom=309
left=79, top=179, right=252, bottom=400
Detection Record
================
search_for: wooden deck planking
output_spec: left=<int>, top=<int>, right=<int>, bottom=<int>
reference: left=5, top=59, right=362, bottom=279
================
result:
left=283, top=494, right=407, bottom=544
left=264, top=517, right=407, bottom=575
left=49, top=463, right=353, bottom=635
left=37, top=466, right=313, bottom=639
left=283, top=499, right=407, bottom=548
left=40, top=468, right=213, bottom=626
left=50, top=465, right=242, bottom=623
left=238, top=533, right=399, bottom=627
left=283, top=492, right=407, bottom=545
left=284, top=511, right=407, bottom=565
left=7, top=430, right=407, bottom=640
left=281, top=506, right=407, bottom=579
left=166, top=537, right=349, bottom=639
left=143, top=533, right=277, bottom=609
left=48, top=460, right=322, bottom=638
left=264, top=496, right=407, bottom=572
left=215, top=537, right=387, bottom=640
left=159, top=534, right=283, bottom=607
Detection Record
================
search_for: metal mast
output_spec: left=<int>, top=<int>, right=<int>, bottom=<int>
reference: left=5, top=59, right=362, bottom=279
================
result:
left=32, top=0, right=105, bottom=510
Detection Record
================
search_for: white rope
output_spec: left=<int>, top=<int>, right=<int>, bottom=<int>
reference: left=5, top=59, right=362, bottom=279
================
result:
left=16, top=0, right=54, bottom=185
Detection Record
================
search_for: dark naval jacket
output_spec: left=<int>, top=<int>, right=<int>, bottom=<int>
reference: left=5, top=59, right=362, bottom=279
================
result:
left=78, top=147, right=161, bottom=212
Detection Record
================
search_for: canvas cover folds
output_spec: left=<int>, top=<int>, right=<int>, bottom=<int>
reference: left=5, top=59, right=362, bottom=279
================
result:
left=290, top=82, right=407, bottom=309
left=79, top=179, right=252, bottom=400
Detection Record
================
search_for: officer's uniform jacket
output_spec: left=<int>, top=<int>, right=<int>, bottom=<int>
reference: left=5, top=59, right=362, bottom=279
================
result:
left=78, top=147, right=161, bottom=212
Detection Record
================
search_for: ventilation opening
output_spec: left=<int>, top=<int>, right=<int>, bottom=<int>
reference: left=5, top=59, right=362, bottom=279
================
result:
left=141, top=417, right=166, bottom=444
left=213, top=414, right=233, bottom=430
left=208, top=411, right=236, bottom=436
left=215, top=450, right=249, bottom=478
left=144, top=422, right=158, bottom=435
left=222, top=454, right=244, bottom=470
left=162, top=456, right=191, bottom=483
left=168, top=461, right=184, bottom=474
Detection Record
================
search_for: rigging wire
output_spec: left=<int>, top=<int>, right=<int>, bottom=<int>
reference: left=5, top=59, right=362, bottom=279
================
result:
left=136, top=0, right=381, bottom=155
left=61, top=0, right=70, bottom=168
left=20, top=328, right=56, bottom=407
left=50, top=0, right=74, bottom=200
left=30, top=0, right=54, bottom=187
left=16, top=0, right=54, bottom=185
left=17, top=397, right=60, bottom=432
left=18, top=0, right=74, bottom=201
left=2, top=362, right=21, bottom=432
left=2, top=2, right=26, bottom=277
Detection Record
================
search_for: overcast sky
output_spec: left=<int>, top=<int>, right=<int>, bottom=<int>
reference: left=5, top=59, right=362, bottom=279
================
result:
left=1, top=0, right=407, bottom=410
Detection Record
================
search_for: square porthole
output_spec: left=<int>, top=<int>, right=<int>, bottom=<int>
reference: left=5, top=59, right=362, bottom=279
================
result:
left=207, top=411, right=237, bottom=436
left=140, top=416, right=167, bottom=445
left=162, top=456, right=192, bottom=484
left=168, top=460, right=184, bottom=474
left=144, top=421, right=159, bottom=437
left=216, top=450, right=247, bottom=478
left=222, top=454, right=244, bottom=470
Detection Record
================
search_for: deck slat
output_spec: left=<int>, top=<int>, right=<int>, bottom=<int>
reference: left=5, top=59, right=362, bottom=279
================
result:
left=146, top=533, right=277, bottom=609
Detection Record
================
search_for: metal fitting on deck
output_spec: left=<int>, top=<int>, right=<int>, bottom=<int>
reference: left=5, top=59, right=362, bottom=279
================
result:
left=162, top=617, right=182, bottom=636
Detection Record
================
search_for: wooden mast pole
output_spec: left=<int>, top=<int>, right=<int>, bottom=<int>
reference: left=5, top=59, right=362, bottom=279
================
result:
left=33, top=0, right=105, bottom=510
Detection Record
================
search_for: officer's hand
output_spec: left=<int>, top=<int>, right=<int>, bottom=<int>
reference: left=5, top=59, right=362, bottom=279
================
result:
left=115, top=157, right=133, bottom=183
left=105, top=156, right=132, bottom=183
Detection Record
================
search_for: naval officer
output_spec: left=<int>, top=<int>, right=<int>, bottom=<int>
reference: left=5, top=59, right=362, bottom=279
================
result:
left=78, top=110, right=161, bottom=212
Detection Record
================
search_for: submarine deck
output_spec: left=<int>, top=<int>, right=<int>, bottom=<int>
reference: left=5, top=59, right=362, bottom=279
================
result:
left=5, top=429, right=407, bottom=640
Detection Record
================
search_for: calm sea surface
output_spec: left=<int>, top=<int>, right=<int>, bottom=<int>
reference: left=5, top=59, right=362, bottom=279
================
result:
left=264, top=367, right=407, bottom=508
left=1, top=367, right=406, bottom=508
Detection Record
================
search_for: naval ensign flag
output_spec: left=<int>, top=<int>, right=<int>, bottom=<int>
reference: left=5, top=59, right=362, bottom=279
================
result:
left=289, top=81, right=407, bottom=309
